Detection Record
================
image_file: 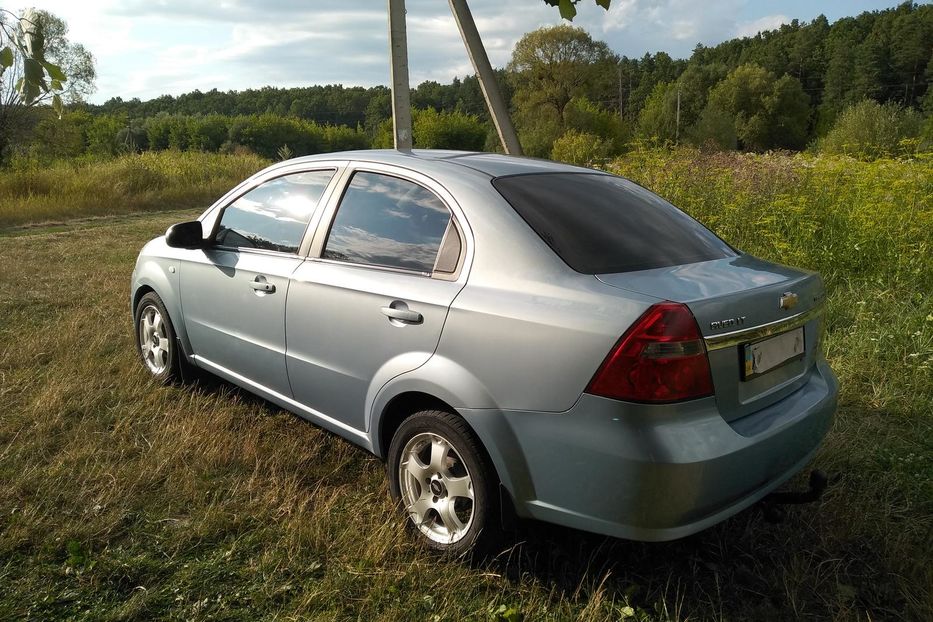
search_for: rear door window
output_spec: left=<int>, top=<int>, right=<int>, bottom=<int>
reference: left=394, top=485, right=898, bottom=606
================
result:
left=214, top=169, right=335, bottom=254
left=322, top=171, right=452, bottom=274
left=492, top=173, right=736, bottom=274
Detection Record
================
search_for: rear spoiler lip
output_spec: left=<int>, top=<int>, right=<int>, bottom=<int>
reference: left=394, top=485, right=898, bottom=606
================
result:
left=704, top=301, right=826, bottom=351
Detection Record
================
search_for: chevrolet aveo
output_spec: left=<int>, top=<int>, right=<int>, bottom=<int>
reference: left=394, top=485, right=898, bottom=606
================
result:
left=131, top=150, right=838, bottom=553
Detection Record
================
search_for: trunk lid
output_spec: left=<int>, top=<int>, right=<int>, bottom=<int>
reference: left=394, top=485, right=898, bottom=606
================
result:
left=597, top=254, right=825, bottom=421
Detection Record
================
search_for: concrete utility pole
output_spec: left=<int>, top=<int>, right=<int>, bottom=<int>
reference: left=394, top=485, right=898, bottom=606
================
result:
left=387, top=0, right=413, bottom=150
left=448, top=0, right=522, bottom=155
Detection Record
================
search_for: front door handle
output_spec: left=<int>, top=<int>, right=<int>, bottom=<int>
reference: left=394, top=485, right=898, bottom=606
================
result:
left=381, top=302, right=423, bottom=324
left=250, top=276, right=275, bottom=294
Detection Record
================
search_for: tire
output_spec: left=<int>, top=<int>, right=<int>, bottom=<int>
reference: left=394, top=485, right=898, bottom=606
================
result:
left=134, top=292, right=184, bottom=384
left=387, top=410, right=499, bottom=555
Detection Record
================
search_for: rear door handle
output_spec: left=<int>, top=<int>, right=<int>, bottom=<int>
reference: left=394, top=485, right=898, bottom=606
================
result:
left=250, top=276, right=275, bottom=294
left=381, top=303, right=423, bottom=324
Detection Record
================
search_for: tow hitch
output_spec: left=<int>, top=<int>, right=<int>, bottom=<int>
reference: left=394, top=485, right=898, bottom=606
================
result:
left=760, top=470, right=828, bottom=523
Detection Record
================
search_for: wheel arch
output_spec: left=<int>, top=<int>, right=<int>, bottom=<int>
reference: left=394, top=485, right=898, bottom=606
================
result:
left=370, top=365, right=534, bottom=513
left=132, top=263, right=192, bottom=357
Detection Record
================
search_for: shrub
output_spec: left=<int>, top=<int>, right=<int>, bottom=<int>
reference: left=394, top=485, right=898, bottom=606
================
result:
left=144, top=114, right=176, bottom=151
left=188, top=115, right=229, bottom=152
left=228, top=114, right=325, bottom=159
left=323, top=124, right=369, bottom=152
left=687, top=104, right=738, bottom=151
left=30, top=111, right=90, bottom=160
left=370, top=108, right=487, bottom=151
left=412, top=108, right=486, bottom=151
left=563, top=97, right=630, bottom=155
left=86, top=114, right=127, bottom=156
left=816, top=100, right=926, bottom=159
left=550, top=129, right=608, bottom=166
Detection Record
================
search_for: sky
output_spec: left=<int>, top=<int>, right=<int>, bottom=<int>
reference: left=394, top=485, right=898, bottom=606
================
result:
left=19, top=0, right=909, bottom=104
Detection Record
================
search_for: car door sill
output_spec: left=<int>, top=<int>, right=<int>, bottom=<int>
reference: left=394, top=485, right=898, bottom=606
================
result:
left=192, top=355, right=371, bottom=448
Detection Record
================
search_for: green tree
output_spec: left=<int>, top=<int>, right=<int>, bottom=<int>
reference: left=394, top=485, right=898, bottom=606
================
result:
left=765, top=75, right=811, bottom=149
left=0, top=9, right=90, bottom=160
left=508, top=25, right=616, bottom=119
left=707, top=63, right=809, bottom=150
left=636, top=81, right=677, bottom=142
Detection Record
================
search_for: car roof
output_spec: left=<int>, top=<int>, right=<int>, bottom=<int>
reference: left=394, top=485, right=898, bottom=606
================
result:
left=285, top=149, right=603, bottom=179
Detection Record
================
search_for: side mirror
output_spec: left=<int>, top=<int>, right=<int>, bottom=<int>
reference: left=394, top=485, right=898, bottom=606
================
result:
left=165, top=221, right=206, bottom=249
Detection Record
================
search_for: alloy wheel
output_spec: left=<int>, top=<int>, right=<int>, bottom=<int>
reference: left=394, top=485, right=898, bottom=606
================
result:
left=398, top=432, right=475, bottom=544
left=138, top=304, right=170, bottom=374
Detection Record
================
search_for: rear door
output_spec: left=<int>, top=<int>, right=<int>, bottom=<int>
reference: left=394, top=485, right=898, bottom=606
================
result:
left=286, top=165, right=469, bottom=432
left=178, top=168, right=337, bottom=396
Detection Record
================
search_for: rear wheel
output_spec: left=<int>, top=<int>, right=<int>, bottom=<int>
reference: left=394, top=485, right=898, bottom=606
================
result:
left=134, top=292, right=182, bottom=383
left=388, top=410, right=498, bottom=554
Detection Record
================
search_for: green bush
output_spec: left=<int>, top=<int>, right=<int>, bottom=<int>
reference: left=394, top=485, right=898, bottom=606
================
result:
left=323, top=124, right=369, bottom=152
left=816, top=100, right=926, bottom=159
left=144, top=115, right=177, bottom=151
left=413, top=108, right=486, bottom=150
left=86, top=114, right=127, bottom=156
left=30, top=111, right=90, bottom=160
left=563, top=97, right=630, bottom=155
left=371, top=108, right=487, bottom=151
left=228, top=114, right=325, bottom=159
left=188, top=115, right=229, bottom=152
left=550, top=129, right=608, bottom=166
left=687, top=104, right=737, bottom=150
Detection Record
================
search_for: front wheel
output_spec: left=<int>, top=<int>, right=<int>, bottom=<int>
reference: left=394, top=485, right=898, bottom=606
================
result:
left=387, top=410, right=498, bottom=554
left=134, top=292, right=182, bottom=383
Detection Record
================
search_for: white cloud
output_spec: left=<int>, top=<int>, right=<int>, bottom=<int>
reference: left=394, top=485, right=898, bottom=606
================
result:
left=735, top=14, right=790, bottom=38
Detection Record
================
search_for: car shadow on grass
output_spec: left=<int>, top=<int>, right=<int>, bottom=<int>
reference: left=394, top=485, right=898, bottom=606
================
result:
left=477, top=499, right=825, bottom=618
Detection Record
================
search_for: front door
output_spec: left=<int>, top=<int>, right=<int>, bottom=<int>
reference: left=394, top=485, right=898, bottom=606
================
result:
left=286, top=169, right=467, bottom=431
left=179, top=169, right=336, bottom=396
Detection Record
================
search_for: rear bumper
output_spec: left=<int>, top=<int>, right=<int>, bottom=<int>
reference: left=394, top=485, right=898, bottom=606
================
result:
left=461, top=358, right=838, bottom=541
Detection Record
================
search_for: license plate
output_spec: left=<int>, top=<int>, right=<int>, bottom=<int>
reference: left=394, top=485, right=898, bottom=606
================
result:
left=742, top=327, right=805, bottom=379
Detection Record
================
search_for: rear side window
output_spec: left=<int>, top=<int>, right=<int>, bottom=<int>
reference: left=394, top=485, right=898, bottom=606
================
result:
left=214, top=169, right=334, bottom=253
left=322, top=172, right=452, bottom=273
left=492, top=173, right=736, bottom=274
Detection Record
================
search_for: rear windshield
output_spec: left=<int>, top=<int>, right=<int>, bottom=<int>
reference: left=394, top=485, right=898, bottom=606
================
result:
left=492, top=173, right=736, bottom=274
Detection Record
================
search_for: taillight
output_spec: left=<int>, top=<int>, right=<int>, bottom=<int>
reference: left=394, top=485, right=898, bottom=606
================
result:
left=586, top=302, right=714, bottom=403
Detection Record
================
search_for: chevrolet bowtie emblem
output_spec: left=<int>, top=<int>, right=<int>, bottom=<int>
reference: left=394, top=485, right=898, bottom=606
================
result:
left=780, top=292, right=799, bottom=310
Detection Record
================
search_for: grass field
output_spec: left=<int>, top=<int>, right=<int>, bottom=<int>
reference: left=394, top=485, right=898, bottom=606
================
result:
left=0, top=149, right=930, bottom=620
left=0, top=152, right=269, bottom=230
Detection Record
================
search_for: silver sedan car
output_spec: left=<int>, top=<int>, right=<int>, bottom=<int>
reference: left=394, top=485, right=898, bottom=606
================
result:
left=131, top=150, right=838, bottom=553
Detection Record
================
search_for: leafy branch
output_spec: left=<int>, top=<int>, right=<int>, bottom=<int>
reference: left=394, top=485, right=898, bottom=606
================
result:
left=542, top=0, right=611, bottom=21
left=0, top=7, right=68, bottom=116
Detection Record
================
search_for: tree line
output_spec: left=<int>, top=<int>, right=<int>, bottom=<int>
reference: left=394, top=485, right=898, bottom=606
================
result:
left=5, top=2, right=931, bottom=165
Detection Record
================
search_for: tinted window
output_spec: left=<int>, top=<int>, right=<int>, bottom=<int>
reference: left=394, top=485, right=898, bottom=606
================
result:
left=214, top=169, right=334, bottom=253
left=493, top=173, right=736, bottom=274
left=323, top=172, right=451, bottom=273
